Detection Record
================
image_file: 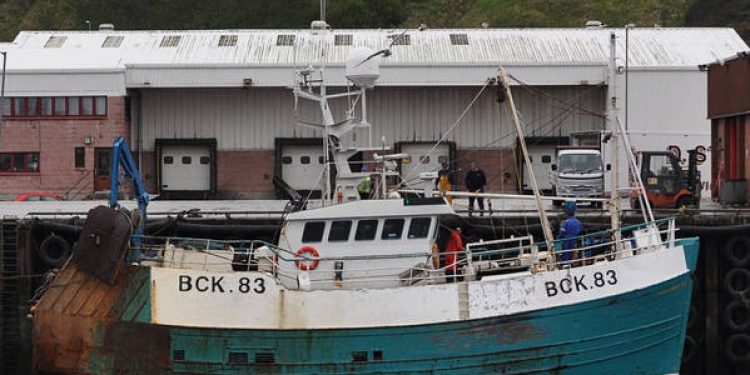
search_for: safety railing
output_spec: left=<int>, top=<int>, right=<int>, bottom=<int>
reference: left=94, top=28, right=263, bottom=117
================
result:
left=130, top=218, right=678, bottom=288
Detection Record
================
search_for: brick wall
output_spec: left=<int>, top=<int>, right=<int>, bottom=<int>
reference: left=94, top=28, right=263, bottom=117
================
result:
left=0, top=97, right=129, bottom=199
left=455, top=148, right=519, bottom=193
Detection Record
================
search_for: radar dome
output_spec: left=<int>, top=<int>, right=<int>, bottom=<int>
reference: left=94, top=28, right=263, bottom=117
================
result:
left=346, top=47, right=381, bottom=88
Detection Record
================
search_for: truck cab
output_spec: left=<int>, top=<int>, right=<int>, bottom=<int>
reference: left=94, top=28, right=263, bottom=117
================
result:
left=552, top=147, right=606, bottom=206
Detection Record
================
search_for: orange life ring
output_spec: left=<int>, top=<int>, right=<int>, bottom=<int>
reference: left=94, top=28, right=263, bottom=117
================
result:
left=295, top=245, right=320, bottom=271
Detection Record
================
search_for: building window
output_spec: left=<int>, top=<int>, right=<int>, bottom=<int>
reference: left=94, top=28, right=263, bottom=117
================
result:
left=54, top=97, right=66, bottom=115
left=95, top=97, right=107, bottom=115
left=218, top=35, right=238, bottom=47
left=75, top=147, right=85, bottom=168
left=81, top=97, right=94, bottom=115
left=68, top=97, right=80, bottom=115
left=182, top=156, right=192, bottom=164
left=0, top=152, right=40, bottom=173
left=199, top=156, right=210, bottom=165
left=41, top=97, right=53, bottom=115
left=163, top=156, right=174, bottom=164
left=3, top=96, right=107, bottom=118
left=300, top=156, right=311, bottom=165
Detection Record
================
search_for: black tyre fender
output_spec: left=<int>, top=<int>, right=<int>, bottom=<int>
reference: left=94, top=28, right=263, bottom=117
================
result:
left=37, top=233, right=72, bottom=267
left=723, top=235, right=750, bottom=267
left=723, top=300, right=750, bottom=332
left=724, top=268, right=750, bottom=299
left=682, top=334, right=697, bottom=364
left=726, top=334, right=750, bottom=363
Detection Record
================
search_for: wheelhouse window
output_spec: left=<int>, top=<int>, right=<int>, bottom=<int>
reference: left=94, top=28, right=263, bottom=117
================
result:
left=381, top=219, right=405, bottom=240
left=407, top=217, right=431, bottom=239
left=3, top=96, right=107, bottom=118
left=355, top=220, right=378, bottom=241
left=328, top=221, right=352, bottom=242
left=0, top=152, right=40, bottom=172
left=302, top=222, right=325, bottom=243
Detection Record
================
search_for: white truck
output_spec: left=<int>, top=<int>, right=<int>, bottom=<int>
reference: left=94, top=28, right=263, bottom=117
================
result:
left=551, top=132, right=611, bottom=207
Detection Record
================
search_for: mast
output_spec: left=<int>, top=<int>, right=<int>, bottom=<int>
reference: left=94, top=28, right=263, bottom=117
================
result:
left=497, top=67, right=555, bottom=251
left=607, top=32, right=622, bottom=251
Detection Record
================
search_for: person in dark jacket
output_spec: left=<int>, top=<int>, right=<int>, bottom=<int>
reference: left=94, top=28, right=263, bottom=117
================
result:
left=465, top=161, right=487, bottom=216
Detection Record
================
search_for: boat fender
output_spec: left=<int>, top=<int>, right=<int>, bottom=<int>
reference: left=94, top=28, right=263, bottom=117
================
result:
left=295, top=245, right=320, bottom=271
left=37, top=233, right=71, bottom=267
left=723, top=235, right=750, bottom=267
left=723, top=268, right=750, bottom=299
left=681, top=335, right=697, bottom=364
left=722, top=300, right=750, bottom=332
left=726, top=334, right=750, bottom=363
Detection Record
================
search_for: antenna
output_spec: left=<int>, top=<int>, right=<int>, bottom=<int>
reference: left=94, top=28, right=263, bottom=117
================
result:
left=320, top=0, right=326, bottom=22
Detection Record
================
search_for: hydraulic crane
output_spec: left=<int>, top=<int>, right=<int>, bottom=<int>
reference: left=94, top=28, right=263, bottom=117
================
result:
left=109, top=136, right=149, bottom=258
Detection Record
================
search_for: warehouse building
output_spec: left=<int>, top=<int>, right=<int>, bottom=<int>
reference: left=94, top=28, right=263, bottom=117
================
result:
left=0, top=26, right=745, bottom=199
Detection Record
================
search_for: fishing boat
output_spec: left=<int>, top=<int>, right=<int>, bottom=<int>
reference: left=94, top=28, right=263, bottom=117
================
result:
left=31, top=28, right=697, bottom=375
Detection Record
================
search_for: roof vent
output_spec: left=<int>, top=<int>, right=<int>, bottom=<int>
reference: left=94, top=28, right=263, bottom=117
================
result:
left=585, top=20, right=603, bottom=29
left=310, top=20, right=329, bottom=30
left=99, top=23, right=115, bottom=31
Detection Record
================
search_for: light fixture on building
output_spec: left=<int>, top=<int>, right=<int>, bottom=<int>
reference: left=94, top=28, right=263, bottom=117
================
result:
left=243, top=78, right=253, bottom=87
left=84, top=135, right=93, bottom=145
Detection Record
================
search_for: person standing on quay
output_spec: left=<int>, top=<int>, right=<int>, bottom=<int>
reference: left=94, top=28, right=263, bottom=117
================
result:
left=465, top=161, right=487, bottom=216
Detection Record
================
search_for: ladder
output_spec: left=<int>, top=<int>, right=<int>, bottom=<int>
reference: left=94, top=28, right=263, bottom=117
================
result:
left=0, top=219, right=20, bottom=374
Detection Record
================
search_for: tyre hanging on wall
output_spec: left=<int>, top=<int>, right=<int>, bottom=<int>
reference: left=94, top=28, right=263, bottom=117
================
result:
left=726, top=334, right=750, bottom=363
left=37, top=233, right=71, bottom=267
left=723, top=300, right=750, bottom=332
left=723, top=235, right=750, bottom=267
left=723, top=268, right=750, bottom=299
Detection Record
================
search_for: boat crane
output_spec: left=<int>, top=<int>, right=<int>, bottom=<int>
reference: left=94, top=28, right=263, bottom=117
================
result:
left=109, top=136, right=149, bottom=257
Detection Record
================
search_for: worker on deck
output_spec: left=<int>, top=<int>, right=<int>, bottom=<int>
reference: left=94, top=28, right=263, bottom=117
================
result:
left=557, top=200, right=583, bottom=268
left=436, top=162, right=457, bottom=203
left=357, top=167, right=372, bottom=200
left=444, top=226, right=463, bottom=282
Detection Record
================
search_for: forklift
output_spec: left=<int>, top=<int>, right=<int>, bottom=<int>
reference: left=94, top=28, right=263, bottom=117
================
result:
left=631, top=149, right=701, bottom=209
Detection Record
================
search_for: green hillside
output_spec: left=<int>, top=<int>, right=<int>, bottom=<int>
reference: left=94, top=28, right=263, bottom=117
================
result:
left=0, top=0, right=747, bottom=44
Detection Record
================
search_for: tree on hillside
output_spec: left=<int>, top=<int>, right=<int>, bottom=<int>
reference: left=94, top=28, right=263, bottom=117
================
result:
left=685, top=0, right=750, bottom=43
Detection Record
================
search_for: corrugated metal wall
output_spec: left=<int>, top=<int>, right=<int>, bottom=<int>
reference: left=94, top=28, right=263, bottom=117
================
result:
left=138, top=86, right=605, bottom=151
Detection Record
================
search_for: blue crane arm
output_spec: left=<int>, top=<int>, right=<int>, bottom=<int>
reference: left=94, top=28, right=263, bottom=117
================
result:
left=109, top=136, right=149, bottom=257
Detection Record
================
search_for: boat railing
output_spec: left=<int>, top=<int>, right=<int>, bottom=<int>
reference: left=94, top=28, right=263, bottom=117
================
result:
left=131, top=218, right=678, bottom=286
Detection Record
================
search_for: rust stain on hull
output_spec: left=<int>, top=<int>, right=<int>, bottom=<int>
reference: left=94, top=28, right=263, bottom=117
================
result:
left=34, top=262, right=169, bottom=374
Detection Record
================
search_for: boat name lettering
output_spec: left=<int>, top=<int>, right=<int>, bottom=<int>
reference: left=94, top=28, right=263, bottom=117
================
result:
left=178, top=275, right=266, bottom=294
left=544, top=270, right=617, bottom=297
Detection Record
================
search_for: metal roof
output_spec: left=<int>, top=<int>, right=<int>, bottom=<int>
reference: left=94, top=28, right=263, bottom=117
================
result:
left=0, top=27, right=746, bottom=94
left=7, top=27, right=747, bottom=69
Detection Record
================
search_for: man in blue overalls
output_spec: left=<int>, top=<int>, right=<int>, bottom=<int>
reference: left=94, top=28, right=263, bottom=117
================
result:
left=558, top=200, right=583, bottom=268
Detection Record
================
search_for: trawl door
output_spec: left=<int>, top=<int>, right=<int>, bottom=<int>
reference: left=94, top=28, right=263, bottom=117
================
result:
left=161, top=145, right=211, bottom=191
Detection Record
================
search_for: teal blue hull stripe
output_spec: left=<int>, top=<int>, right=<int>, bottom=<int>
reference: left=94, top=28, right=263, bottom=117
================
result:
left=167, top=266, right=694, bottom=373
